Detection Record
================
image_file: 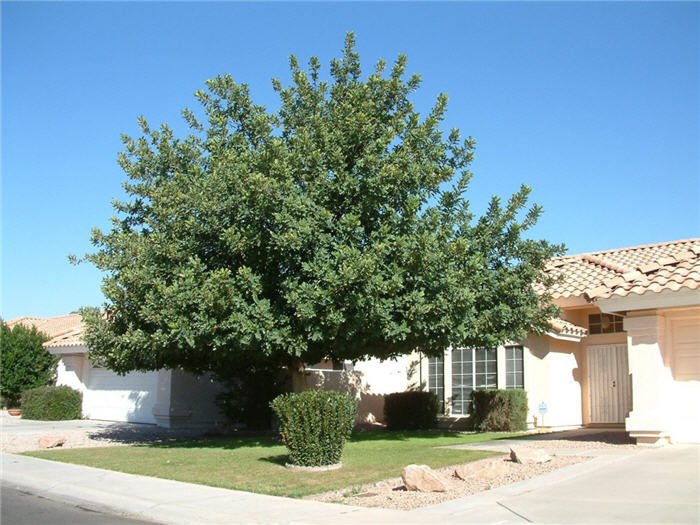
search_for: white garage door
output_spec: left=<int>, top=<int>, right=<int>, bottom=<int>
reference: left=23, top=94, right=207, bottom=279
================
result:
left=83, top=365, right=159, bottom=424
left=671, top=318, right=700, bottom=443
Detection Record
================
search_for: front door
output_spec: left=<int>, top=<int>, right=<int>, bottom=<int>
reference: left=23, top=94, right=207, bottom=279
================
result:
left=588, top=344, right=631, bottom=424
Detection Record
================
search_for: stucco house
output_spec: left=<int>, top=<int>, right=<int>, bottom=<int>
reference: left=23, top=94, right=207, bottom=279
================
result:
left=12, top=238, right=699, bottom=444
left=416, top=238, right=700, bottom=445
left=7, top=314, right=225, bottom=428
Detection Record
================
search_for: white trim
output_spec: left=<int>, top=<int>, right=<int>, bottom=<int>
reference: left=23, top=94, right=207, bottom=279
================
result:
left=545, top=331, right=584, bottom=342
left=47, top=344, right=88, bottom=355
left=595, top=289, right=700, bottom=313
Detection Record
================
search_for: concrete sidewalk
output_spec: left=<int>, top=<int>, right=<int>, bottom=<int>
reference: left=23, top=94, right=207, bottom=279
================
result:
left=1, top=453, right=422, bottom=525
left=2, top=444, right=698, bottom=524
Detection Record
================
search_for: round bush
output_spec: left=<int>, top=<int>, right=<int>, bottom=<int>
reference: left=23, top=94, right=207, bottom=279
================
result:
left=21, top=386, right=82, bottom=420
left=270, top=390, right=357, bottom=467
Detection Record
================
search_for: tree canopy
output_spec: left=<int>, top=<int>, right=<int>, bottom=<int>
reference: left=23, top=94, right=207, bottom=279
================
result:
left=0, top=321, right=56, bottom=407
left=79, top=34, right=562, bottom=379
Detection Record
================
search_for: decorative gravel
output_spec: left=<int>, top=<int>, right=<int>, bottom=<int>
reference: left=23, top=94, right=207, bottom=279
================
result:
left=307, top=454, right=588, bottom=510
left=1, top=431, right=132, bottom=453
left=1, top=423, right=205, bottom=453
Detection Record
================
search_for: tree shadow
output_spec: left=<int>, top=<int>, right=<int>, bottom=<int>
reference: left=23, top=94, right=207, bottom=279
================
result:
left=257, top=454, right=289, bottom=466
left=348, top=429, right=473, bottom=442
left=86, top=421, right=283, bottom=449
left=509, top=428, right=634, bottom=445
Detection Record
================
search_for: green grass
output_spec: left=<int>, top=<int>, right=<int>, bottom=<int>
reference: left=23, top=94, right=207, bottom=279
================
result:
left=25, top=430, right=520, bottom=498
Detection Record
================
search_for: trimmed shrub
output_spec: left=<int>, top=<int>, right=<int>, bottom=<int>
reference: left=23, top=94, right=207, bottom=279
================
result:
left=471, top=389, right=527, bottom=431
left=21, top=386, right=82, bottom=421
left=270, top=390, right=357, bottom=466
left=384, top=391, right=438, bottom=430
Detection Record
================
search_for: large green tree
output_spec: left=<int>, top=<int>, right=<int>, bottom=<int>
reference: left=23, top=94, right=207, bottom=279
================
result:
left=79, top=34, right=562, bottom=387
left=0, top=321, right=56, bottom=407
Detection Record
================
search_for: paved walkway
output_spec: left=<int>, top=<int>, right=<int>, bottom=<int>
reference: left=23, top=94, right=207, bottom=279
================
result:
left=2, top=436, right=698, bottom=524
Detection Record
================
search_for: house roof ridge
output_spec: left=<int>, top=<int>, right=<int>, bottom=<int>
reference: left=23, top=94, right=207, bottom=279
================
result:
left=566, top=238, right=700, bottom=259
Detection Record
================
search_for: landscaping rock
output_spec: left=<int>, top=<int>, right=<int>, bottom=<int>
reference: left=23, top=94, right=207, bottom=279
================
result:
left=510, top=446, right=552, bottom=464
left=401, top=464, right=447, bottom=492
left=38, top=436, right=67, bottom=449
left=454, top=460, right=508, bottom=481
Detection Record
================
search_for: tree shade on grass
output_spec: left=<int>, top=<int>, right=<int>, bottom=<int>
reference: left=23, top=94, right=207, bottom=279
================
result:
left=25, top=430, right=519, bottom=498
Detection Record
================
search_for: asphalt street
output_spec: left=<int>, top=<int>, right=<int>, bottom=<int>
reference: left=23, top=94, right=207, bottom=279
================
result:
left=1, top=482, right=153, bottom=525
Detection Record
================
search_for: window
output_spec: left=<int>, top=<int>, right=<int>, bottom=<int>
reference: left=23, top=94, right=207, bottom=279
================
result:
left=451, top=348, right=497, bottom=415
left=588, top=313, right=624, bottom=334
left=505, top=345, right=524, bottom=388
left=451, top=348, right=473, bottom=416
left=427, top=356, right=444, bottom=413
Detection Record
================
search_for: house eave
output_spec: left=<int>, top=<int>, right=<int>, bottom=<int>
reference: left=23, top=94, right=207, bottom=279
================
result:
left=546, top=331, right=585, bottom=343
left=594, top=288, right=700, bottom=314
left=46, top=344, right=88, bottom=355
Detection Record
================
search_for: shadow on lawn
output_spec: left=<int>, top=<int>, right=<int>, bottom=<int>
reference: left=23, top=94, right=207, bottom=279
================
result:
left=509, top=428, right=634, bottom=445
left=150, top=435, right=282, bottom=450
left=88, top=426, right=516, bottom=450
left=348, top=429, right=514, bottom=442
left=258, top=454, right=289, bottom=466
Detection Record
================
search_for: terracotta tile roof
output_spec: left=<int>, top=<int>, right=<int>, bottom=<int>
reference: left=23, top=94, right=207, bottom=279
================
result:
left=43, top=326, right=86, bottom=348
left=549, top=318, right=588, bottom=338
left=5, top=314, right=84, bottom=340
left=543, top=238, right=700, bottom=302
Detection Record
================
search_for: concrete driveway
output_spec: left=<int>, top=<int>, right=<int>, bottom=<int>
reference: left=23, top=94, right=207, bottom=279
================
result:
left=418, top=443, right=700, bottom=524
left=0, top=411, right=205, bottom=453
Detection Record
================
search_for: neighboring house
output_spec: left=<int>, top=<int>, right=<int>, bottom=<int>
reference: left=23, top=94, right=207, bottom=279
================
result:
left=420, top=238, right=700, bottom=445
left=7, top=315, right=225, bottom=428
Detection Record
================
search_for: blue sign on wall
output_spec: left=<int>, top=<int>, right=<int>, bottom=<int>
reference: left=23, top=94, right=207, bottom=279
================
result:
left=538, top=402, right=548, bottom=414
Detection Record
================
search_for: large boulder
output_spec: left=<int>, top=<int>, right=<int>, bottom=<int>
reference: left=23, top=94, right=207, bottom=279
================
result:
left=401, top=464, right=447, bottom=492
left=454, top=460, right=508, bottom=481
left=510, top=446, right=552, bottom=464
left=38, top=436, right=66, bottom=449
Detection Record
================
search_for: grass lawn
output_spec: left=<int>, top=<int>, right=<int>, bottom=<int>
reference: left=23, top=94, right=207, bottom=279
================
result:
left=25, top=430, right=519, bottom=498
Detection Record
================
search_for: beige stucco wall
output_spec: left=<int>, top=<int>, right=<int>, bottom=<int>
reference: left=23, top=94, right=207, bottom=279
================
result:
left=523, top=335, right=583, bottom=429
left=153, top=369, right=226, bottom=429
left=307, top=353, right=421, bottom=424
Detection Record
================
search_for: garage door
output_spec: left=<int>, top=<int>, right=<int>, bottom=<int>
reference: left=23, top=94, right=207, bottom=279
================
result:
left=83, top=365, right=159, bottom=424
left=671, top=318, right=700, bottom=443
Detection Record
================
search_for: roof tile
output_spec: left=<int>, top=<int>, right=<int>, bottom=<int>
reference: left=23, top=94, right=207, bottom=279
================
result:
left=546, top=238, right=700, bottom=301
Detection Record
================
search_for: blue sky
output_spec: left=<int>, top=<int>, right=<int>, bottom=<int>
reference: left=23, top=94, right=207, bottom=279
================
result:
left=2, top=1, right=698, bottom=319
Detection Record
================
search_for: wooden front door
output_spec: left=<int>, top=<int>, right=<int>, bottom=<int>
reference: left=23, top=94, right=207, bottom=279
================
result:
left=588, top=344, right=632, bottom=424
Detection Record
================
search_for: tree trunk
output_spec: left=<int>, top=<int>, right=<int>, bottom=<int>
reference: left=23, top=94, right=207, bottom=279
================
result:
left=288, top=356, right=308, bottom=392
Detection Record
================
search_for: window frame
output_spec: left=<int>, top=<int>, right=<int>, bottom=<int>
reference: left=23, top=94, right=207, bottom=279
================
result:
left=451, top=347, right=497, bottom=416
left=588, top=313, right=625, bottom=335
left=505, top=345, right=524, bottom=389
left=427, top=355, right=445, bottom=413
